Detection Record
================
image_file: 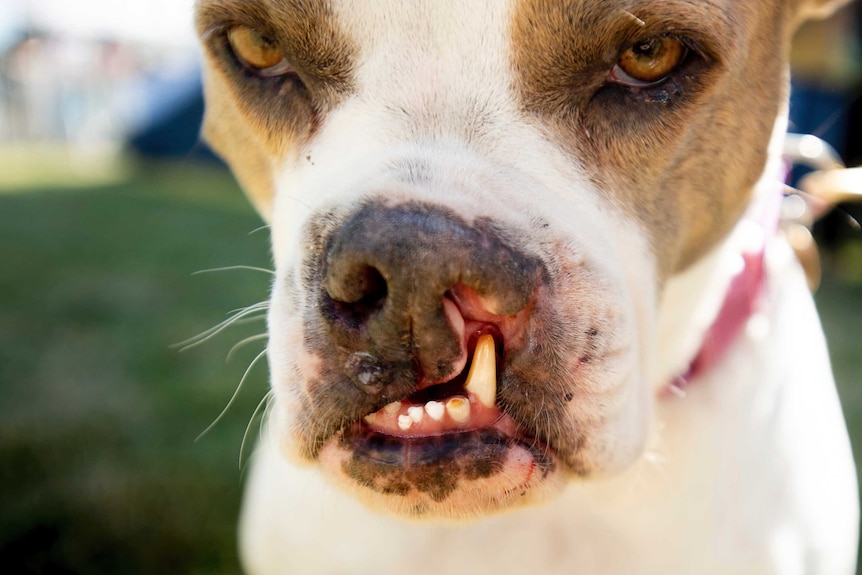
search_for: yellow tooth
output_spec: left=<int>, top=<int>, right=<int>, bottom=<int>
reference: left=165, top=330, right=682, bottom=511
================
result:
left=463, top=334, right=497, bottom=408
left=446, top=397, right=471, bottom=424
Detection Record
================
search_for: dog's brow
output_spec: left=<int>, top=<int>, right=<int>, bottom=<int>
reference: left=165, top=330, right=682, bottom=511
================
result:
left=511, top=0, right=736, bottom=60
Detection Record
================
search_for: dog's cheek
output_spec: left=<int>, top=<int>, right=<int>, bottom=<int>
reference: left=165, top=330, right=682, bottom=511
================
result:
left=558, top=313, right=652, bottom=476
left=199, top=65, right=281, bottom=221
left=199, top=56, right=323, bottom=223
left=266, top=268, right=323, bottom=462
left=514, top=240, right=655, bottom=476
left=577, top=223, right=657, bottom=474
left=646, top=4, right=802, bottom=273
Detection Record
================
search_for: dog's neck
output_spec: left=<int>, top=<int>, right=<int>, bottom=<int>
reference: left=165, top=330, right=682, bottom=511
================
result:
left=654, top=123, right=788, bottom=396
left=664, top=167, right=784, bottom=398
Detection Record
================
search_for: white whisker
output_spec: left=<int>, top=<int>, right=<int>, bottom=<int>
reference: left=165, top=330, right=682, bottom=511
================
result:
left=193, top=265, right=275, bottom=276
left=174, top=302, right=269, bottom=351
left=196, top=348, right=268, bottom=442
left=232, top=314, right=269, bottom=326
left=225, top=301, right=269, bottom=315
left=227, top=333, right=269, bottom=362
left=619, top=9, right=645, bottom=27
left=249, top=224, right=272, bottom=235
left=240, top=389, right=274, bottom=469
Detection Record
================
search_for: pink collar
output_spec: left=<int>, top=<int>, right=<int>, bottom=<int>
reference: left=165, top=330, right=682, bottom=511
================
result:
left=663, top=167, right=785, bottom=398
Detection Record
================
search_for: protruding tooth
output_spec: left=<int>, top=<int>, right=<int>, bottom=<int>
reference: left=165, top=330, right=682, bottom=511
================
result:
left=425, top=401, right=445, bottom=421
left=363, top=413, right=377, bottom=425
left=464, top=334, right=497, bottom=408
left=383, top=401, right=401, bottom=415
left=397, top=414, right=413, bottom=430
left=446, top=397, right=470, bottom=424
left=407, top=406, right=424, bottom=424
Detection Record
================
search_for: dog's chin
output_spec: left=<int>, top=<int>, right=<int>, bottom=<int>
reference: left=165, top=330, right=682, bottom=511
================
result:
left=316, top=416, right=568, bottom=519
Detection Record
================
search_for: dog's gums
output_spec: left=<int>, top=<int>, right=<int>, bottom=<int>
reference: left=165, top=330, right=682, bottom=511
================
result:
left=362, top=334, right=500, bottom=436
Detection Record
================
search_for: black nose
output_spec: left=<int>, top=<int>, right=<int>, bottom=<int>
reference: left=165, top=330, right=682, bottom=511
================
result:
left=321, top=202, right=539, bottom=383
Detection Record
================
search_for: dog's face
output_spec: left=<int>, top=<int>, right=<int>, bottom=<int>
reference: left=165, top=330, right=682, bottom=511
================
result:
left=196, top=0, right=848, bottom=517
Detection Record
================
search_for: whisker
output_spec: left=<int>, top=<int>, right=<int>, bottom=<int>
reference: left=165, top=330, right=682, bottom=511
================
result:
left=237, top=300, right=269, bottom=313
left=619, top=9, right=645, bottom=27
left=260, top=393, right=276, bottom=444
left=227, top=333, right=269, bottom=362
left=196, top=348, right=269, bottom=442
left=240, top=389, right=274, bottom=469
left=232, top=314, right=269, bottom=326
left=173, top=302, right=269, bottom=351
left=249, top=224, right=272, bottom=236
left=193, top=265, right=275, bottom=276
left=281, top=194, right=313, bottom=211
left=225, top=302, right=269, bottom=315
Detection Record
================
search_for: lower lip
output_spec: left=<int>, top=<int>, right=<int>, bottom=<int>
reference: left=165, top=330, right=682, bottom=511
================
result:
left=317, top=418, right=560, bottom=511
left=337, top=415, right=551, bottom=471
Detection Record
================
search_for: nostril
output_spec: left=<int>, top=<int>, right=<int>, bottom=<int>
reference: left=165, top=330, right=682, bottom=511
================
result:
left=323, top=265, right=388, bottom=330
left=329, top=264, right=387, bottom=304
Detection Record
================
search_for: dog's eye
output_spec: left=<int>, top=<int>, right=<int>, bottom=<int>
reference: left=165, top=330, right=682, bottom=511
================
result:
left=610, top=37, right=686, bottom=87
left=227, top=26, right=293, bottom=77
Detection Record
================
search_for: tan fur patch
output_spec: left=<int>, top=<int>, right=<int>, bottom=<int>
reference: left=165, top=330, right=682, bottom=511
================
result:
left=510, top=0, right=797, bottom=276
left=196, top=0, right=358, bottom=218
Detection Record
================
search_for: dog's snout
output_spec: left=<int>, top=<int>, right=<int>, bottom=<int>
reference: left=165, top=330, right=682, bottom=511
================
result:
left=321, top=202, right=539, bottom=383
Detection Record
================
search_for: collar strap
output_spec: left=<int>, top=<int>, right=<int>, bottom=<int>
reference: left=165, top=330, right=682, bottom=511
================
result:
left=663, top=165, right=785, bottom=398
left=666, top=250, right=767, bottom=396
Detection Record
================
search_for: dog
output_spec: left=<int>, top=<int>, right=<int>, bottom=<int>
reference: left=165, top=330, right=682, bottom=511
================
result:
left=195, top=0, right=859, bottom=573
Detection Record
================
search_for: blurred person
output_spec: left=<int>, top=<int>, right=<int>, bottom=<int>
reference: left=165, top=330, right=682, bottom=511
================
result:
left=790, top=1, right=862, bottom=165
left=1, top=32, right=60, bottom=142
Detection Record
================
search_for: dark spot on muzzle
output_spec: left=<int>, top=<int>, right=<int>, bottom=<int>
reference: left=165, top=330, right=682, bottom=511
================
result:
left=320, top=202, right=541, bottom=386
left=340, top=424, right=556, bottom=503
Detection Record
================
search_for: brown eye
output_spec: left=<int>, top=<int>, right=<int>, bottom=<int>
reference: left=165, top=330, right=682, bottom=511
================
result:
left=227, top=26, right=292, bottom=76
left=613, top=37, right=686, bottom=85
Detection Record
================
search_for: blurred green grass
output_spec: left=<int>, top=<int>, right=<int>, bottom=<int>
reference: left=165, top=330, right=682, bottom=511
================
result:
left=0, top=159, right=859, bottom=573
left=0, top=160, right=271, bottom=574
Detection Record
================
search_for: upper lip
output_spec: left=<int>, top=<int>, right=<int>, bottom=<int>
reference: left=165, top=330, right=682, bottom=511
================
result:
left=350, top=282, right=534, bottom=439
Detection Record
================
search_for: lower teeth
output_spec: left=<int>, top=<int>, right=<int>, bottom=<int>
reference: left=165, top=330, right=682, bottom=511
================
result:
left=363, top=334, right=499, bottom=433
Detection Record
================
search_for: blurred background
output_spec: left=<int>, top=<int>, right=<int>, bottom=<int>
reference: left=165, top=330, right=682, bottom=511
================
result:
left=0, top=1, right=860, bottom=573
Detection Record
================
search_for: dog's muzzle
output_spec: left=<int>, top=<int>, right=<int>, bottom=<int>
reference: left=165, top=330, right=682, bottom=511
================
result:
left=289, top=202, right=573, bottom=513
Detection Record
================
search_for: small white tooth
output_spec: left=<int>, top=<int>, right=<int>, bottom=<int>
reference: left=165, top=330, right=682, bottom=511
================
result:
left=464, top=334, right=497, bottom=408
left=446, top=397, right=470, bottom=424
left=397, top=415, right=413, bottom=430
left=407, top=406, right=424, bottom=423
left=425, top=401, right=445, bottom=421
left=383, top=401, right=401, bottom=415
left=363, top=413, right=377, bottom=425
